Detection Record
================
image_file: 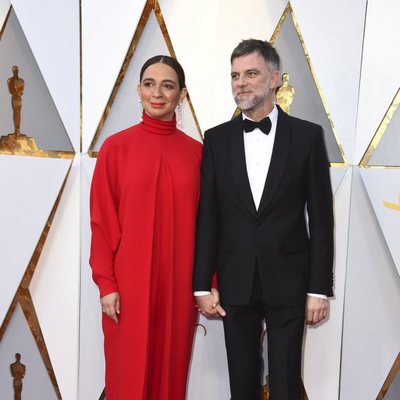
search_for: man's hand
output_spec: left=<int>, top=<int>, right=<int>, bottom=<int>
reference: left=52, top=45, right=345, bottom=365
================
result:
left=195, top=288, right=226, bottom=317
left=305, top=295, right=328, bottom=326
left=100, top=292, right=120, bottom=323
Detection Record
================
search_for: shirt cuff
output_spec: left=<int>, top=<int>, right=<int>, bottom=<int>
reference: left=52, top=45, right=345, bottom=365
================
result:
left=193, top=291, right=211, bottom=296
left=307, top=293, right=328, bottom=299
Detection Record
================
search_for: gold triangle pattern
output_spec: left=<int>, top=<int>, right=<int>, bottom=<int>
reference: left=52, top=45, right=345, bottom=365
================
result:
left=0, top=6, right=11, bottom=40
left=231, top=2, right=347, bottom=167
left=0, top=163, right=72, bottom=399
left=88, top=0, right=202, bottom=157
left=360, top=88, right=400, bottom=168
left=270, top=2, right=347, bottom=167
left=0, top=7, right=75, bottom=159
left=376, top=352, right=400, bottom=399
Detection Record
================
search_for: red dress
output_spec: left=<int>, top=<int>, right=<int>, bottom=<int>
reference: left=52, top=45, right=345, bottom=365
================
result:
left=90, top=112, right=201, bottom=399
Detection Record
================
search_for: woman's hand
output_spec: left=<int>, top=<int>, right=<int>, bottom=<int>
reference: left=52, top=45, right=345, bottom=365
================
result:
left=100, top=292, right=120, bottom=323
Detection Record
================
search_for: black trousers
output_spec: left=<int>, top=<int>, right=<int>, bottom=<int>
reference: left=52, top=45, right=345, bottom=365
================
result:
left=222, top=268, right=305, bottom=400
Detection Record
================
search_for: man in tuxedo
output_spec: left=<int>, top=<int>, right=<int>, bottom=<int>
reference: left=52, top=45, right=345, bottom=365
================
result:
left=193, top=39, right=334, bottom=400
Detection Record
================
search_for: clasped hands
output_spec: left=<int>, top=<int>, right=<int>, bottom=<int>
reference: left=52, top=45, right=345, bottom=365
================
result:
left=195, top=288, right=226, bottom=318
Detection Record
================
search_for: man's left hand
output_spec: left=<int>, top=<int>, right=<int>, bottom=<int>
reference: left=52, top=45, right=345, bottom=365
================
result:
left=305, top=295, right=328, bottom=326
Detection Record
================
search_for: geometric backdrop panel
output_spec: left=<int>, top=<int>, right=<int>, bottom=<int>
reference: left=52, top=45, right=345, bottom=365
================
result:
left=79, top=155, right=105, bottom=400
left=341, top=169, right=400, bottom=399
left=330, top=167, right=347, bottom=194
left=353, top=0, right=400, bottom=164
left=82, top=0, right=147, bottom=152
left=368, top=90, right=400, bottom=167
left=384, top=364, right=400, bottom=400
left=91, top=10, right=173, bottom=152
left=180, top=96, right=202, bottom=142
left=303, top=168, right=352, bottom=400
left=11, top=0, right=80, bottom=151
left=0, top=304, right=57, bottom=399
left=91, top=7, right=201, bottom=153
left=0, top=155, right=72, bottom=326
left=272, top=5, right=345, bottom=164
left=290, top=0, right=367, bottom=165
left=0, top=9, right=73, bottom=151
left=30, top=158, right=80, bottom=400
left=0, top=1, right=9, bottom=27
left=361, top=168, right=400, bottom=276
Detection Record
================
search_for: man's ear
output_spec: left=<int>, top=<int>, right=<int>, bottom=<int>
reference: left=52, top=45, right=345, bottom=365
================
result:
left=270, top=70, right=280, bottom=90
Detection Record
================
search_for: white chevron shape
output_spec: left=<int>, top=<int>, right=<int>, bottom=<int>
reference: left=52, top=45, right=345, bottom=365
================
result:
left=360, top=168, right=400, bottom=277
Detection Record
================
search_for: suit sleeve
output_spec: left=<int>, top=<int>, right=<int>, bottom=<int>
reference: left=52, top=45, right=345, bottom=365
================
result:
left=192, top=131, right=219, bottom=291
left=306, top=127, right=334, bottom=296
left=89, top=143, right=121, bottom=298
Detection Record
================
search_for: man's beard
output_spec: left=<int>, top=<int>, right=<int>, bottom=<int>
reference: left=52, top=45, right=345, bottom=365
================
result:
left=233, top=84, right=270, bottom=111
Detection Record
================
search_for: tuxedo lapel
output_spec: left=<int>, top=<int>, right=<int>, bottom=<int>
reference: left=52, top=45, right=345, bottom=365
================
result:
left=257, top=108, right=291, bottom=217
left=229, top=114, right=257, bottom=216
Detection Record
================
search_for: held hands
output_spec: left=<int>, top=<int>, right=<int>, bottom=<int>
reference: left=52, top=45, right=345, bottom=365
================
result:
left=195, top=288, right=226, bottom=318
left=305, top=295, right=328, bottom=326
left=100, top=292, right=120, bottom=324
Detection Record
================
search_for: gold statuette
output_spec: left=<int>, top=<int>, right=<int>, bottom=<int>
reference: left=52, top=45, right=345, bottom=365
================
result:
left=10, top=353, right=26, bottom=400
left=276, top=73, right=295, bottom=114
left=0, top=66, right=42, bottom=155
left=8, top=65, right=24, bottom=135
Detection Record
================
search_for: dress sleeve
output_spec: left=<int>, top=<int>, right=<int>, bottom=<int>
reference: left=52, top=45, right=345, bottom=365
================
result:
left=89, top=142, right=121, bottom=297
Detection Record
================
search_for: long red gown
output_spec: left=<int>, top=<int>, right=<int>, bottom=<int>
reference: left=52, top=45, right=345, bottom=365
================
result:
left=89, top=112, right=201, bottom=399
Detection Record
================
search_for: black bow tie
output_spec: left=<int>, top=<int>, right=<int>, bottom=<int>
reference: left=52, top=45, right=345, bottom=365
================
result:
left=243, top=117, right=271, bottom=135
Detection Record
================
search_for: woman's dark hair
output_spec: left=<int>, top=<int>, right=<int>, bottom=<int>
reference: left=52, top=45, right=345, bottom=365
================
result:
left=139, top=55, right=186, bottom=89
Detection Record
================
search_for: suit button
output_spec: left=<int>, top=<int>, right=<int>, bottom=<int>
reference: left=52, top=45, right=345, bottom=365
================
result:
left=255, top=221, right=260, bottom=227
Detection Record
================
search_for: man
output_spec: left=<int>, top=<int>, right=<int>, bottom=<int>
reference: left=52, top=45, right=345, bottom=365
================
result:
left=193, top=39, right=334, bottom=400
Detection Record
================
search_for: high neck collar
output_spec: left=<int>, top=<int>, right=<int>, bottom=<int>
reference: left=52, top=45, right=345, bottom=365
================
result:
left=140, top=111, right=177, bottom=135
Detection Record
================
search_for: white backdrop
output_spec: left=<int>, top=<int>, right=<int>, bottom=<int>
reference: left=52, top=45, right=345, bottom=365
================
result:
left=0, top=1, right=399, bottom=399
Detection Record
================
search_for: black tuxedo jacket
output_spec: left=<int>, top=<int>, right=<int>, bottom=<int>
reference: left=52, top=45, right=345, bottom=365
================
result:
left=193, top=106, right=334, bottom=307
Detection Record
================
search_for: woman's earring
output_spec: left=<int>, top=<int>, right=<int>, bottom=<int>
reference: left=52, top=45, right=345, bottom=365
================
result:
left=138, top=99, right=143, bottom=122
left=176, top=101, right=184, bottom=129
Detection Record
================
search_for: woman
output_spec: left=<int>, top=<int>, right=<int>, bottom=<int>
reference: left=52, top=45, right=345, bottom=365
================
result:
left=90, top=55, right=201, bottom=399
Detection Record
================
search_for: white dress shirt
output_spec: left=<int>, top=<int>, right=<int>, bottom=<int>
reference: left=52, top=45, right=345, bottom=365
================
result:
left=195, top=104, right=326, bottom=299
left=243, top=105, right=278, bottom=210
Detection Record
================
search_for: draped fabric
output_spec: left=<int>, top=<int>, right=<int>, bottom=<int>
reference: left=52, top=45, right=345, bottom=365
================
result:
left=90, top=112, right=201, bottom=399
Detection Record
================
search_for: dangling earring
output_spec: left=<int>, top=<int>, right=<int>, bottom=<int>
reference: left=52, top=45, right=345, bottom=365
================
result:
left=176, top=101, right=184, bottom=129
left=138, top=98, right=143, bottom=122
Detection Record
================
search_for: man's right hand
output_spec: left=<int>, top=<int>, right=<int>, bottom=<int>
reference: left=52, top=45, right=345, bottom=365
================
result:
left=100, top=292, right=120, bottom=323
left=195, top=288, right=226, bottom=317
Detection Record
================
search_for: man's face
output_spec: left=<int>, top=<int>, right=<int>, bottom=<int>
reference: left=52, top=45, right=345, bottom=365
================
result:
left=231, top=51, right=278, bottom=112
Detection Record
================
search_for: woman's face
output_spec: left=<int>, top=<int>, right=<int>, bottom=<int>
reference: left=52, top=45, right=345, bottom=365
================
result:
left=137, top=62, right=186, bottom=121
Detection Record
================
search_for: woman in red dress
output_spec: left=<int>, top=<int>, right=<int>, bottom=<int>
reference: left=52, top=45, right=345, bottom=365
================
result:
left=90, top=55, right=201, bottom=399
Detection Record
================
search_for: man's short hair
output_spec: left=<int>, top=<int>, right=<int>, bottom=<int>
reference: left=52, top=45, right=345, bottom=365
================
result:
left=231, top=39, right=281, bottom=72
